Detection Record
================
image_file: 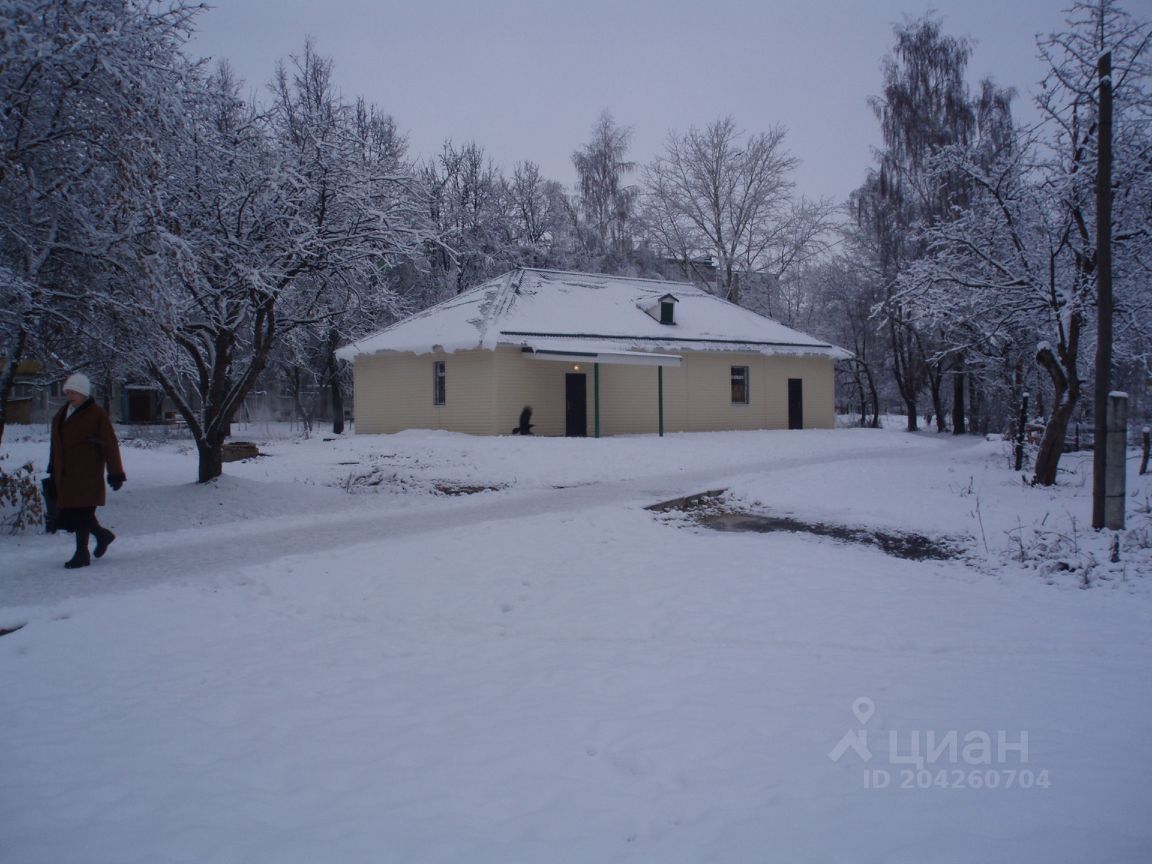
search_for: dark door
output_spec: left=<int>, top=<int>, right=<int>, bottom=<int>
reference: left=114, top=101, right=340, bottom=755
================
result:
left=787, top=378, right=803, bottom=430
left=127, top=390, right=154, bottom=423
left=565, top=373, right=587, bottom=437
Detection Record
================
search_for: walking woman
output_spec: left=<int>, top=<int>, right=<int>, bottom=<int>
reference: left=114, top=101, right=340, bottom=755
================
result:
left=48, top=373, right=126, bottom=569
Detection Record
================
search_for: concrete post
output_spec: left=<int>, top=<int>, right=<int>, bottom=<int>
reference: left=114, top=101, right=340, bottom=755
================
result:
left=1105, top=392, right=1127, bottom=530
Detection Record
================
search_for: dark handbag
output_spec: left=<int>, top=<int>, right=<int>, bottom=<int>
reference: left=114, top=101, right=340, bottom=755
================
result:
left=41, top=476, right=58, bottom=534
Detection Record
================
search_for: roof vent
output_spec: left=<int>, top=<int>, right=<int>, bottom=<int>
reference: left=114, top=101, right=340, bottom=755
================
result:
left=659, top=293, right=678, bottom=325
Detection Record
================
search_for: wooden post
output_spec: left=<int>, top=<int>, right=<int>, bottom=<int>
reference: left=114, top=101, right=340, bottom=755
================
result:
left=1014, top=392, right=1029, bottom=472
left=1105, top=392, right=1126, bottom=530
left=1140, top=426, right=1149, bottom=475
left=1092, top=51, right=1114, bottom=530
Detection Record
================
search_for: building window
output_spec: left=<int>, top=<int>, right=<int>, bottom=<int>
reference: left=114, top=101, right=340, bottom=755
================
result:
left=433, top=361, right=446, bottom=405
left=731, top=366, right=749, bottom=404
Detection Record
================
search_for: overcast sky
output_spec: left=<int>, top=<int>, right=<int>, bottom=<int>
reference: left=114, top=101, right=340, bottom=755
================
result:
left=188, top=0, right=1070, bottom=204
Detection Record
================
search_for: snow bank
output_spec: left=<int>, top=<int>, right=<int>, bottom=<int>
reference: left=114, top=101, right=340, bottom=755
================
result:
left=2, top=424, right=1149, bottom=862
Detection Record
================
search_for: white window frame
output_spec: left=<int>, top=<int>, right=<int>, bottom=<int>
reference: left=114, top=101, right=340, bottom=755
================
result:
left=731, top=365, right=750, bottom=404
left=433, top=361, right=446, bottom=405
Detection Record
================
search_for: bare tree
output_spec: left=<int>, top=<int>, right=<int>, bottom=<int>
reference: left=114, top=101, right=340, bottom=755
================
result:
left=272, top=80, right=417, bottom=436
left=509, top=161, right=550, bottom=246
left=642, top=116, right=832, bottom=305
left=809, top=253, right=886, bottom=427
left=1038, top=0, right=1152, bottom=489
left=0, top=0, right=198, bottom=443
left=418, top=140, right=518, bottom=298
left=131, top=50, right=429, bottom=482
left=895, top=1, right=1151, bottom=485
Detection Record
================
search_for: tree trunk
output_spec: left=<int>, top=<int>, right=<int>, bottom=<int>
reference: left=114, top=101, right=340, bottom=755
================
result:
left=903, top=395, right=918, bottom=431
left=1033, top=396, right=1077, bottom=486
left=197, top=433, right=225, bottom=484
left=1033, top=344, right=1080, bottom=486
left=288, top=366, right=313, bottom=437
left=863, top=362, right=881, bottom=428
left=851, top=362, right=867, bottom=426
left=331, top=377, right=345, bottom=435
left=1092, top=51, right=1114, bottom=529
left=327, top=329, right=344, bottom=435
left=927, top=360, right=946, bottom=433
left=952, top=361, right=966, bottom=435
left=887, top=315, right=919, bottom=431
left=102, top=369, right=113, bottom=415
left=0, top=328, right=28, bottom=447
left=967, top=370, right=983, bottom=435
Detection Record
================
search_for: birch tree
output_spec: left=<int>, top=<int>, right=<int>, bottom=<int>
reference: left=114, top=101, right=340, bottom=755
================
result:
left=859, top=16, right=980, bottom=432
left=572, top=111, right=637, bottom=266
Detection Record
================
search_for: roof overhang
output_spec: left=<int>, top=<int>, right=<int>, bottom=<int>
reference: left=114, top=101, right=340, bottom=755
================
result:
left=500, top=330, right=850, bottom=361
left=520, top=346, right=682, bottom=368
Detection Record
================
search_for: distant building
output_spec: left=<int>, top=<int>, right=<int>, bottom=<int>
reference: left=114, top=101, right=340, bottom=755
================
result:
left=336, top=268, right=851, bottom=437
left=1, top=357, right=174, bottom=426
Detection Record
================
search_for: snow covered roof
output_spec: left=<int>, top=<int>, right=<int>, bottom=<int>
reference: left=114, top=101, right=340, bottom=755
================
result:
left=336, top=268, right=851, bottom=362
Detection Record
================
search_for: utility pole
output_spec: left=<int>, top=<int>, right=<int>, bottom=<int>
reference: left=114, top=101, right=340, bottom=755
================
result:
left=1092, top=51, right=1114, bottom=530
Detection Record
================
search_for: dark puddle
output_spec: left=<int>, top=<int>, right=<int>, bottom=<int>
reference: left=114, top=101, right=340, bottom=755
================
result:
left=433, top=482, right=504, bottom=496
left=698, top=513, right=961, bottom=561
left=648, top=490, right=962, bottom=562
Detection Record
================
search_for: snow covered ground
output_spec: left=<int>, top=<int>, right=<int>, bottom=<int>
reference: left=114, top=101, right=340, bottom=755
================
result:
left=2, top=422, right=1150, bottom=863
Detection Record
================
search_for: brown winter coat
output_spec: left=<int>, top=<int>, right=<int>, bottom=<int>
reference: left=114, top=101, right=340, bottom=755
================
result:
left=49, top=399, right=125, bottom=508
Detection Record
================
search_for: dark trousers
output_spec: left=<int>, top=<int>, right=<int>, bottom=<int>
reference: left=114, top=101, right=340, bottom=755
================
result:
left=57, top=506, right=99, bottom=534
left=58, top=507, right=103, bottom=555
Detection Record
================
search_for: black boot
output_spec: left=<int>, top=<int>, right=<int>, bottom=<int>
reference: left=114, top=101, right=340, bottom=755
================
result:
left=93, top=526, right=116, bottom=559
left=65, top=530, right=91, bottom=569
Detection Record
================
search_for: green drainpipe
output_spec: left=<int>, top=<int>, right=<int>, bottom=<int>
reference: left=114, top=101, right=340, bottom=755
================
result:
left=594, top=362, right=600, bottom=438
left=658, top=365, right=664, bottom=437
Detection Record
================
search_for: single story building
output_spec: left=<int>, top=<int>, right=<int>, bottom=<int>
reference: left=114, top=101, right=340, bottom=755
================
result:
left=336, top=268, right=850, bottom=437
left=1, top=359, right=170, bottom=426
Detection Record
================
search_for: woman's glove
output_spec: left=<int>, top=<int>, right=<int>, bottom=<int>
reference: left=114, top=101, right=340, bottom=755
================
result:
left=108, top=473, right=126, bottom=491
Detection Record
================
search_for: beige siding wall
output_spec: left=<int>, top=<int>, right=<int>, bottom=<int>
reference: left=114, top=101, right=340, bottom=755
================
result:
left=685, top=353, right=764, bottom=432
left=759, top=355, right=836, bottom=430
left=595, top=363, right=688, bottom=435
left=493, top=347, right=569, bottom=436
left=353, top=347, right=836, bottom=435
left=352, top=349, right=496, bottom=435
left=682, top=352, right=836, bottom=431
left=493, top=349, right=689, bottom=436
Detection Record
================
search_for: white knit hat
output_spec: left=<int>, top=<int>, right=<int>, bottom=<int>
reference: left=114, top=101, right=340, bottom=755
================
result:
left=62, top=372, right=91, bottom=397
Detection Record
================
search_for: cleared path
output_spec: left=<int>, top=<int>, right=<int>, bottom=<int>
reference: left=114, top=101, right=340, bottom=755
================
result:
left=1, top=441, right=936, bottom=610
